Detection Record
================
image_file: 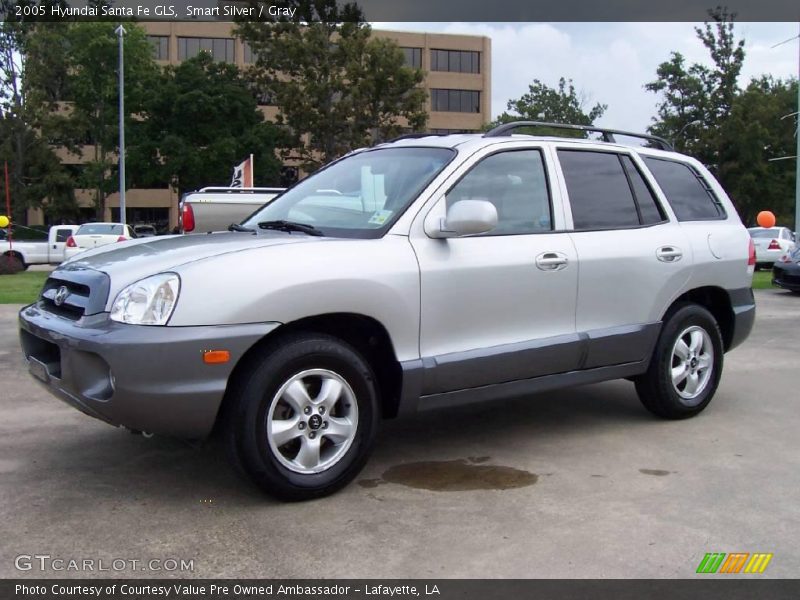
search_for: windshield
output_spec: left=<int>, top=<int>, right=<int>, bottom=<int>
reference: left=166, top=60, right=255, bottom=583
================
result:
left=749, top=228, right=780, bottom=239
left=241, top=147, right=455, bottom=238
left=77, top=224, right=123, bottom=235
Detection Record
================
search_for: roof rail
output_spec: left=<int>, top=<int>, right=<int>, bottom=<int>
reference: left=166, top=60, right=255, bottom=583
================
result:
left=483, top=121, right=673, bottom=151
left=388, top=132, right=449, bottom=143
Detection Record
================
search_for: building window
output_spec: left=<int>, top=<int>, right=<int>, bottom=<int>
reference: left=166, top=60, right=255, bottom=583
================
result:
left=147, top=36, right=169, bottom=61
left=243, top=42, right=258, bottom=65
left=400, top=47, right=422, bottom=69
left=430, top=89, right=481, bottom=113
left=431, top=49, right=480, bottom=74
left=177, top=37, right=235, bottom=63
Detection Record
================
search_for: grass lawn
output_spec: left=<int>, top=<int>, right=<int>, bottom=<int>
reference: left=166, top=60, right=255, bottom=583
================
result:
left=0, top=271, right=49, bottom=304
left=0, top=266, right=780, bottom=305
left=751, top=269, right=774, bottom=290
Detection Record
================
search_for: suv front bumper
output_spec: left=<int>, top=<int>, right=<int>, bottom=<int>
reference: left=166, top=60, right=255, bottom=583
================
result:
left=19, top=303, right=278, bottom=439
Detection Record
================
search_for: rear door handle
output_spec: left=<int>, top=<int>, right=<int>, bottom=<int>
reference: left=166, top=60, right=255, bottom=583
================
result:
left=536, top=252, right=568, bottom=271
left=656, top=246, right=683, bottom=262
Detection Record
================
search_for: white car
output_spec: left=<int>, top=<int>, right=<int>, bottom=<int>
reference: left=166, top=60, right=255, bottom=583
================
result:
left=64, top=222, right=137, bottom=260
left=748, top=227, right=796, bottom=269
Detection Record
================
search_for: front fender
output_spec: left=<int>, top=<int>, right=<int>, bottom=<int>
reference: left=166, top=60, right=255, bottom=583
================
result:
left=170, top=236, right=421, bottom=362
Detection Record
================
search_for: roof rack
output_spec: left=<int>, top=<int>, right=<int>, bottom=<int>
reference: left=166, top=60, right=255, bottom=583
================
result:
left=483, top=121, right=673, bottom=151
left=388, top=132, right=449, bottom=143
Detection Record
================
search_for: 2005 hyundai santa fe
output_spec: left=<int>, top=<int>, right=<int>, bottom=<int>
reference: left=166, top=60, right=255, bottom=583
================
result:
left=19, top=122, right=755, bottom=500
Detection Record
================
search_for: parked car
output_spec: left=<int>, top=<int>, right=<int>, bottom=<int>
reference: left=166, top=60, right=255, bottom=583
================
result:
left=179, top=187, right=285, bottom=234
left=748, top=226, right=795, bottom=269
left=1, top=224, right=79, bottom=269
left=19, top=122, right=755, bottom=500
left=772, top=246, right=800, bottom=293
left=64, top=222, right=137, bottom=260
left=133, top=224, right=157, bottom=238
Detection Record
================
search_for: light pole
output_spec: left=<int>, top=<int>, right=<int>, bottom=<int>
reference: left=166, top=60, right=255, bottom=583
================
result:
left=115, top=24, right=126, bottom=226
left=795, top=23, right=799, bottom=232
left=774, top=25, right=800, bottom=232
left=674, top=120, right=702, bottom=146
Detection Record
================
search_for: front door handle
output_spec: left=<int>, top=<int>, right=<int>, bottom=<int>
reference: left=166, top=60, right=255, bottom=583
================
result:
left=536, top=252, right=568, bottom=271
left=656, top=246, right=683, bottom=262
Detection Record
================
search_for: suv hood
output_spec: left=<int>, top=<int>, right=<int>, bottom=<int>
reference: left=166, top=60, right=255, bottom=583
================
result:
left=60, top=231, right=325, bottom=290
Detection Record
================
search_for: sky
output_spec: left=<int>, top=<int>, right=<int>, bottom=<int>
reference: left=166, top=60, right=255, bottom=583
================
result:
left=372, top=22, right=800, bottom=133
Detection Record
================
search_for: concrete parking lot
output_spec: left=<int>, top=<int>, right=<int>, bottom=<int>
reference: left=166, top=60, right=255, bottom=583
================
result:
left=1, top=289, right=798, bottom=579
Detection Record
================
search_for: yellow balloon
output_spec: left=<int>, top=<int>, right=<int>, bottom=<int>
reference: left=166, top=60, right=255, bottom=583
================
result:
left=0, top=215, right=9, bottom=228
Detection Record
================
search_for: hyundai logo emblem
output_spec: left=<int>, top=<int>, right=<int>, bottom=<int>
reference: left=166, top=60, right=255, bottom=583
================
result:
left=53, top=286, right=69, bottom=306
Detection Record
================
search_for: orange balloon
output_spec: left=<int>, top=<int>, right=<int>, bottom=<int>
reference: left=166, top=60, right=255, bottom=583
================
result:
left=756, top=211, right=776, bottom=228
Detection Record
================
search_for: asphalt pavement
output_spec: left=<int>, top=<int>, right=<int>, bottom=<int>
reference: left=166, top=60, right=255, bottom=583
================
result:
left=1, top=289, right=798, bottom=578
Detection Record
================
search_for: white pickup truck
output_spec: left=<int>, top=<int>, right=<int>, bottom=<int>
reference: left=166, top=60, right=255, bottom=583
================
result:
left=1, top=224, right=79, bottom=269
left=179, top=187, right=285, bottom=234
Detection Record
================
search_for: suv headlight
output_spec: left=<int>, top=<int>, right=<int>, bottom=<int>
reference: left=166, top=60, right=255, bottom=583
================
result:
left=110, top=273, right=180, bottom=325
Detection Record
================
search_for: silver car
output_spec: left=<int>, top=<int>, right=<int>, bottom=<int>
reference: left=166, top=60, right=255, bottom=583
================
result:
left=19, top=122, right=755, bottom=500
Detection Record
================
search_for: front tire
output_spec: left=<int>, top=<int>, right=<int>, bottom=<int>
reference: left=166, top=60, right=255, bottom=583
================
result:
left=635, top=304, right=724, bottom=419
left=224, top=333, right=379, bottom=501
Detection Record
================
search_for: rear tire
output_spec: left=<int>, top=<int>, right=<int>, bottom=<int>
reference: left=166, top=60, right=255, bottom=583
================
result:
left=223, top=333, right=379, bottom=501
left=635, top=303, right=723, bottom=419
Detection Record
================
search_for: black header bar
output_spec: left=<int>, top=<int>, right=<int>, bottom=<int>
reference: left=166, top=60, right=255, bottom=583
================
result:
left=2, top=0, right=800, bottom=22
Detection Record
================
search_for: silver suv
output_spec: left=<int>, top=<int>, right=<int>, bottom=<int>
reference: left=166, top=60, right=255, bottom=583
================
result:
left=19, top=122, right=756, bottom=500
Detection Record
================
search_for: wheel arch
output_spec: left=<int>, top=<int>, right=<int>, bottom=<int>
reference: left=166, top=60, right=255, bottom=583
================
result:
left=218, top=313, right=404, bottom=431
left=662, top=286, right=735, bottom=351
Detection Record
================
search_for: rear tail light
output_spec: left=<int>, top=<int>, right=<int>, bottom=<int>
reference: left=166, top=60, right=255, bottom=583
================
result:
left=767, top=239, right=781, bottom=250
left=65, top=236, right=77, bottom=248
left=747, top=239, right=756, bottom=266
left=779, top=254, right=792, bottom=263
left=181, top=202, right=194, bottom=233
left=117, top=236, right=127, bottom=242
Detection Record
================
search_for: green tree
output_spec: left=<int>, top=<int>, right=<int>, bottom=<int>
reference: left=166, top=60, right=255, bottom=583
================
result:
left=645, top=8, right=745, bottom=165
left=488, top=77, right=606, bottom=137
left=716, top=76, right=798, bottom=225
left=127, top=53, right=284, bottom=195
left=25, top=21, right=159, bottom=220
left=236, top=0, right=427, bottom=171
left=0, top=0, right=78, bottom=224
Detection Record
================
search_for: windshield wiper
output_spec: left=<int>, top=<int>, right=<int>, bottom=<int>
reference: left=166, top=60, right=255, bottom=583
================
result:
left=258, top=220, right=324, bottom=237
left=228, top=223, right=254, bottom=232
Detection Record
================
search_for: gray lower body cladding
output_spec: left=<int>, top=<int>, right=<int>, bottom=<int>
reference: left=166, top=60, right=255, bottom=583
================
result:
left=397, top=323, right=661, bottom=414
left=399, top=286, right=755, bottom=413
left=18, top=303, right=278, bottom=438
left=727, top=287, right=755, bottom=351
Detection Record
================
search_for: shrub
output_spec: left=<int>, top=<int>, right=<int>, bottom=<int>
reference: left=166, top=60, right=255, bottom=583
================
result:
left=0, top=255, right=25, bottom=275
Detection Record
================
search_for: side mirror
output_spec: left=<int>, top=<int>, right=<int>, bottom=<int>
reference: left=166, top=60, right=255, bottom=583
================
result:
left=430, top=200, right=498, bottom=238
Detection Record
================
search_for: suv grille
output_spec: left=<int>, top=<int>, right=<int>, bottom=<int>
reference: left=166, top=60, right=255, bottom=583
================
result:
left=39, top=269, right=111, bottom=320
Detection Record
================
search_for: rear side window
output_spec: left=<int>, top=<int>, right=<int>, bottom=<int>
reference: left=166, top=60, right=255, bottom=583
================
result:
left=643, top=157, right=725, bottom=221
left=558, top=150, right=640, bottom=230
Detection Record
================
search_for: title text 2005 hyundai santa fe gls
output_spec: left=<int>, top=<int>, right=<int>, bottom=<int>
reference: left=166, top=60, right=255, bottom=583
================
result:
left=19, top=122, right=755, bottom=500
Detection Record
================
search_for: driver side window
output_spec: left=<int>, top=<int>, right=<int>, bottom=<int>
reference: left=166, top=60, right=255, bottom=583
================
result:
left=446, top=149, right=552, bottom=235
